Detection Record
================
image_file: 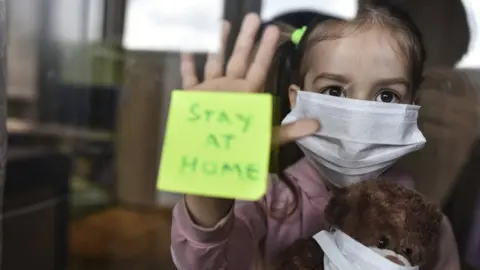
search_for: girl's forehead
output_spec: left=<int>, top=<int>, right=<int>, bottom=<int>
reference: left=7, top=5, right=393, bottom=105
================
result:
left=305, top=29, right=408, bottom=78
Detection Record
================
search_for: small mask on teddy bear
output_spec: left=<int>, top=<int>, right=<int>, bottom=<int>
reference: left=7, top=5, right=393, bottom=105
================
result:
left=277, top=180, right=443, bottom=270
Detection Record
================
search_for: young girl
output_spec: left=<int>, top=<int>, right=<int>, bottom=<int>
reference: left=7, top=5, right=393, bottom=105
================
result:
left=171, top=6, right=460, bottom=270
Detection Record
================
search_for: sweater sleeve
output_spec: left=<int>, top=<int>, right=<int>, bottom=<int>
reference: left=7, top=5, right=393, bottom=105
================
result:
left=170, top=182, right=271, bottom=270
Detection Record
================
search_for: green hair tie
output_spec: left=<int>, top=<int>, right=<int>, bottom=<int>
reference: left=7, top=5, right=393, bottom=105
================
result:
left=291, top=26, right=307, bottom=46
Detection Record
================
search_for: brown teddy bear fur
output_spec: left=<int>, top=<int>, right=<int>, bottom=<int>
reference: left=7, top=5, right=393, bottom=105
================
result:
left=276, top=180, right=443, bottom=270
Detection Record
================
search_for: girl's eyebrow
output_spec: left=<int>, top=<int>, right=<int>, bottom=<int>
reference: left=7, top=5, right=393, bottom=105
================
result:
left=375, top=77, right=410, bottom=87
left=312, top=73, right=410, bottom=88
left=312, top=73, right=349, bottom=84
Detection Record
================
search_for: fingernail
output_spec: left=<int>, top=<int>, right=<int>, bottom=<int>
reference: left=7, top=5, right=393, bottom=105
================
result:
left=223, top=21, right=231, bottom=31
left=243, top=13, right=260, bottom=25
left=263, top=25, right=280, bottom=38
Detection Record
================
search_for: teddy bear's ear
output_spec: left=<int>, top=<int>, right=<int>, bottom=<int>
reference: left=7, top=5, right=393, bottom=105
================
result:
left=325, top=194, right=351, bottom=228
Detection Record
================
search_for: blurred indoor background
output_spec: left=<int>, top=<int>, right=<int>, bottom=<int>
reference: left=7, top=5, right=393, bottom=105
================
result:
left=2, top=0, right=480, bottom=269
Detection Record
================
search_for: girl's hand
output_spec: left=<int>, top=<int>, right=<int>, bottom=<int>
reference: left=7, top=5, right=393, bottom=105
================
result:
left=180, top=13, right=320, bottom=147
left=180, top=13, right=319, bottom=228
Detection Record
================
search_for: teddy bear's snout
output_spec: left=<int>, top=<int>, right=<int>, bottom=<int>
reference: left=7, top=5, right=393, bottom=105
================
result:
left=385, top=255, right=406, bottom=266
left=369, top=247, right=412, bottom=267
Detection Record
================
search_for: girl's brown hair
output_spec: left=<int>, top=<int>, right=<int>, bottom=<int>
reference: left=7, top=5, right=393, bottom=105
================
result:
left=266, top=5, right=426, bottom=219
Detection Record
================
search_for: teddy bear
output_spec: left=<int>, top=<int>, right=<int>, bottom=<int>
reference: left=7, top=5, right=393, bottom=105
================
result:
left=276, top=180, right=443, bottom=270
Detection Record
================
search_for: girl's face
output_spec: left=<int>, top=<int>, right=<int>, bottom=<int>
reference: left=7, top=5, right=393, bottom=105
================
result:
left=289, top=28, right=412, bottom=107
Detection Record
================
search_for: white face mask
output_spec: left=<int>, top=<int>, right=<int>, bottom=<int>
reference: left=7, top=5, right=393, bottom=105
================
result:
left=282, top=91, right=426, bottom=187
left=313, top=229, right=419, bottom=270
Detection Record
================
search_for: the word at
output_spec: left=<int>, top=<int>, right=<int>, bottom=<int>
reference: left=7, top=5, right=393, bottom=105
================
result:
left=205, top=133, right=235, bottom=149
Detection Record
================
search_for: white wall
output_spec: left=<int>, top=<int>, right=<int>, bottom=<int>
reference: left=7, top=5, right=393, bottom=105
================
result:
left=49, top=0, right=104, bottom=43
left=7, top=0, right=41, bottom=100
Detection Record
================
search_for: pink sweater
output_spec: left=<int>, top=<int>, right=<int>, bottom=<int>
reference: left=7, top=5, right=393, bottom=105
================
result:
left=171, top=158, right=460, bottom=270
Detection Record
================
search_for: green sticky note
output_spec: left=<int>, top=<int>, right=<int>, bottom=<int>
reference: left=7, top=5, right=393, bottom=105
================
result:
left=157, top=90, right=273, bottom=201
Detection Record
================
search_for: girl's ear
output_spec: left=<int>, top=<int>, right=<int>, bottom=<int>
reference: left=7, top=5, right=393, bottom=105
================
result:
left=412, top=75, right=425, bottom=105
left=288, top=84, right=301, bottom=109
left=412, top=93, right=419, bottom=105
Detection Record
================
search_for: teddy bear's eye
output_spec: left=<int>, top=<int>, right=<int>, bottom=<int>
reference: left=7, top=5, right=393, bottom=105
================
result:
left=402, top=247, right=413, bottom=256
left=377, top=236, right=389, bottom=249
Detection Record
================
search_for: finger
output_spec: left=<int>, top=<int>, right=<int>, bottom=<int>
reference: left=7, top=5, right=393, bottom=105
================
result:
left=417, top=90, right=477, bottom=120
left=204, top=21, right=231, bottom=80
left=415, top=89, right=450, bottom=105
left=246, top=25, right=280, bottom=91
left=419, top=106, right=477, bottom=132
left=226, top=13, right=261, bottom=79
left=272, top=119, right=320, bottom=147
left=416, top=88, right=476, bottom=108
left=181, top=53, right=199, bottom=89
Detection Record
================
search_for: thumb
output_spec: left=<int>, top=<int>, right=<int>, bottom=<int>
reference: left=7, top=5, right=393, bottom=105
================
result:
left=272, top=119, right=320, bottom=147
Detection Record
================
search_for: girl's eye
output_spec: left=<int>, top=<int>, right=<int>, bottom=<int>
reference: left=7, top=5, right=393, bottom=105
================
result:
left=321, top=86, right=346, bottom=98
left=375, top=90, right=399, bottom=103
left=377, top=236, right=390, bottom=249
